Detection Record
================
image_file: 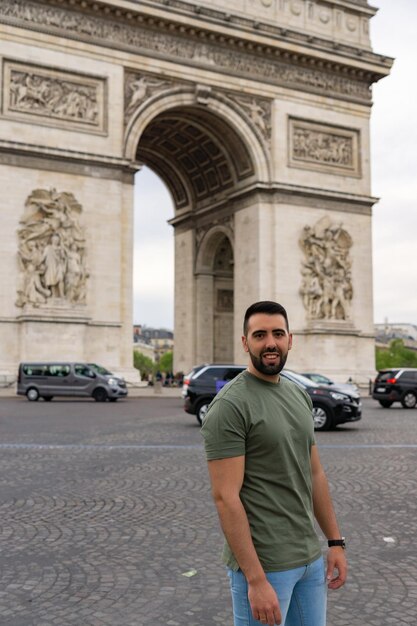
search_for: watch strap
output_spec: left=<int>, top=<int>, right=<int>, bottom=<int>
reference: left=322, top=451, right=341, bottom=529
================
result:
left=328, top=538, right=346, bottom=549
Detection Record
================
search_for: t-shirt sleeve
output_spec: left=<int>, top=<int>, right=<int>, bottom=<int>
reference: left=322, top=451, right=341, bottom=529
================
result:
left=201, top=397, right=247, bottom=460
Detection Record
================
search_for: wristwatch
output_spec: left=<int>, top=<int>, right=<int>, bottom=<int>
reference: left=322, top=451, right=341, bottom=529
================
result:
left=328, top=538, right=346, bottom=549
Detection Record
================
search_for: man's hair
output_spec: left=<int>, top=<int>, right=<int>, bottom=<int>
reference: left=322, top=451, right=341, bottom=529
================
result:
left=243, top=301, right=289, bottom=336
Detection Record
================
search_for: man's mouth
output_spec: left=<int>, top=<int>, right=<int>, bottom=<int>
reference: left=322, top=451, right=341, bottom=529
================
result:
left=262, top=352, right=280, bottom=362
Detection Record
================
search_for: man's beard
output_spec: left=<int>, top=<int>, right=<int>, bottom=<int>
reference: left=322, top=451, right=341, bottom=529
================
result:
left=247, top=348, right=288, bottom=376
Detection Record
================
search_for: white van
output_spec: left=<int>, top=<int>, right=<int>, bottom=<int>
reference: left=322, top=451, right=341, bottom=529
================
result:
left=17, top=362, right=128, bottom=402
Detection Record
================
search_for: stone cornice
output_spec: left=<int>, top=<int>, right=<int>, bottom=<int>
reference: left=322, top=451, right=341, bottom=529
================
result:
left=169, top=181, right=377, bottom=229
left=0, top=0, right=393, bottom=105
left=0, top=139, right=138, bottom=181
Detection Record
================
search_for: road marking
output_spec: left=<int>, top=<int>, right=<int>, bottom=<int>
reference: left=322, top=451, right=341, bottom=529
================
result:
left=0, top=443, right=202, bottom=450
left=0, top=443, right=417, bottom=451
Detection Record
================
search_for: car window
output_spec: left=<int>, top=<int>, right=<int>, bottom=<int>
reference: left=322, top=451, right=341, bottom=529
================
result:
left=198, top=367, right=228, bottom=382
left=377, top=370, right=397, bottom=382
left=47, top=364, right=70, bottom=377
left=224, top=368, right=245, bottom=381
left=88, top=363, right=111, bottom=375
left=283, top=370, right=318, bottom=387
left=399, top=370, right=417, bottom=381
left=74, top=364, right=95, bottom=378
left=311, top=374, right=331, bottom=384
left=22, top=364, right=47, bottom=376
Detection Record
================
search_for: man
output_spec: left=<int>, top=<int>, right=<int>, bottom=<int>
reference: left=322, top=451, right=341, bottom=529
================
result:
left=201, top=301, right=347, bottom=626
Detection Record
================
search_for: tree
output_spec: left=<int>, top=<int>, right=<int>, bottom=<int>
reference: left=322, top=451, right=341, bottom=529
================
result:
left=376, top=339, right=417, bottom=370
left=133, top=351, right=154, bottom=379
left=158, top=350, right=173, bottom=373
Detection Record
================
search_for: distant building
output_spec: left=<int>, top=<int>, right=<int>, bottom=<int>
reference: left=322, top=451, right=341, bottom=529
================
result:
left=133, top=325, right=174, bottom=361
left=375, top=322, right=417, bottom=351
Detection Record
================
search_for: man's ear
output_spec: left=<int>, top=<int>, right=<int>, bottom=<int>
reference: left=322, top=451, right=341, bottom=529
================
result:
left=241, top=335, right=249, bottom=353
left=288, top=333, right=293, bottom=351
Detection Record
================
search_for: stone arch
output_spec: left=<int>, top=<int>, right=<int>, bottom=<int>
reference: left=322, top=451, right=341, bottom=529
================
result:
left=124, top=87, right=270, bottom=212
left=126, top=86, right=269, bottom=369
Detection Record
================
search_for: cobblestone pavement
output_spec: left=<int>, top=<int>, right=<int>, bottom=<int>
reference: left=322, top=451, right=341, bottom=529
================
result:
left=0, top=395, right=416, bottom=625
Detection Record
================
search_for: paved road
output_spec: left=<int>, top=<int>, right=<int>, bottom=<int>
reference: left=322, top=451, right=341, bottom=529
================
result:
left=0, top=395, right=416, bottom=625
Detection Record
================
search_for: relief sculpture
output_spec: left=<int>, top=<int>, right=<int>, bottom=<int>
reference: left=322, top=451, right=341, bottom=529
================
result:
left=3, top=61, right=105, bottom=132
left=16, top=189, right=88, bottom=308
left=124, top=72, right=173, bottom=123
left=299, top=216, right=353, bottom=321
left=289, top=118, right=359, bottom=175
left=232, top=95, right=272, bottom=143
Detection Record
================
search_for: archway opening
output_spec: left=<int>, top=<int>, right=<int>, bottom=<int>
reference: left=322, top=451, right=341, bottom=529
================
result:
left=133, top=166, right=174, bottom=331
left=133, top=102, right=256, bottom=371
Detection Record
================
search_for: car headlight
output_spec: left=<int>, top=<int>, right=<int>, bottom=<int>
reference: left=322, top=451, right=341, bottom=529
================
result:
left=330, top=392, right=349, bottom=401
left=108, top=377, right=118, bottom=386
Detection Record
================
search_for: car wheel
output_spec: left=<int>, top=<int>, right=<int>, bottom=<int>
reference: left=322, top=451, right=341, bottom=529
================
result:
left=378, top=400, right=393, bottom=408
left=196, top=401, right=210, bottom=425
left=93, top=388, right=108, bottom=402
left=312, top=405, right=332, bottom=431
left=26, top=388, right=39, bottom=402
left=401, top=391, right=417, bottom=409
left=43, top=396, right=53, bottom=402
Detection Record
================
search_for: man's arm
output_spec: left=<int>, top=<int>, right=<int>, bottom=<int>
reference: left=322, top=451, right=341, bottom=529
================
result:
left=207, top=456, right=281, bottom=626
left=310, top=445, right=347, bottom=590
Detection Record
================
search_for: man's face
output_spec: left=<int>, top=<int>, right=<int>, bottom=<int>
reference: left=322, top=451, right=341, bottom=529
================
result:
left=242, top=313, right=292, bottom=380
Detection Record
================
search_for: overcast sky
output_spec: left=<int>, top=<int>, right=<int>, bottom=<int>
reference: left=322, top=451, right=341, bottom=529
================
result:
left=133, top=0, right=417, bottom=330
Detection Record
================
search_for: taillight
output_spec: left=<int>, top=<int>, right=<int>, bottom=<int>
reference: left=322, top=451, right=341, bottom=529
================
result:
left=183, top=377, right=190, bottom=387
left=386, top=378, right=397, bottom=384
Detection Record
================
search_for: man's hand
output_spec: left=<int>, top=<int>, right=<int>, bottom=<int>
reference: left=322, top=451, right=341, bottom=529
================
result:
left=248, top=578, right=282, bottom=625
left=326, top=547, right=347, bottom=590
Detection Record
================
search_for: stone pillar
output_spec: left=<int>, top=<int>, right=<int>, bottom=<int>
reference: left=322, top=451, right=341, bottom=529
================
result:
left=174, top=228, right=195, bottom=375
left=195, top=273, right=214, bottom=364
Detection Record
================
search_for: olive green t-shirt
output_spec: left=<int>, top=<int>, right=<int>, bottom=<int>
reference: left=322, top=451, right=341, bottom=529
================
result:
left=201, top=370, right=322, bottom=572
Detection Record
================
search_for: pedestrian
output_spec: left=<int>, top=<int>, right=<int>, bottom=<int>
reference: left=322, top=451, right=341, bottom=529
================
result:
left=201, top=301, right=347, bottom=626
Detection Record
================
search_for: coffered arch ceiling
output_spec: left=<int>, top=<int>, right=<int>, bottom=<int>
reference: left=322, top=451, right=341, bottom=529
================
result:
left=136, top=106, right=255, bottom=212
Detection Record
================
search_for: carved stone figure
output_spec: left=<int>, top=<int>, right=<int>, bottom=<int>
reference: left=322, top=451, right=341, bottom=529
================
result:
left=8, top=68, right=100, bottom=125
left=41, top=233, right=66, bottom=298
left=124, top=73, right=171, bottom=121
left=16, top=189, right=88, bottom=308
left=299, top=216, right=353, bottom=321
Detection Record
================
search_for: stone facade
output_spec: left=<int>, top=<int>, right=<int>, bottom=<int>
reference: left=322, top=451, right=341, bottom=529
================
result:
left=0, top=0, right=392, bottom=383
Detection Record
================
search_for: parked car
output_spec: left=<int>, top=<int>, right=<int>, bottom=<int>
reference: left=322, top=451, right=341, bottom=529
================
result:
left=182, top=363, right=362, bottom=430
left=372, top=368, right=417, bottom=408
left=17, top=362, right=128, bottom=402
left=182, top=364, right=246, bottom=424
left=281, top=370, right=362, bottom=431
left=301, top=372, right=359, bottom=395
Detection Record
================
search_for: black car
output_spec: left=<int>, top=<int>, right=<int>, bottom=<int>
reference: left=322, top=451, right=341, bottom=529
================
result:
left=182, top=364, right=246, bottom=424
left=281, top=370, right=362, bottom=431
left=372, top=368, right=417, bottom=408
left=182, top=364, right=362, bottom=430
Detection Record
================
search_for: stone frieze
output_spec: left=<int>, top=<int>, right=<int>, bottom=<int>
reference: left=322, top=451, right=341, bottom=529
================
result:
left=2, top=60, right=106, bottom=133
left=0, top=0, right=371, bottom=103
left=289, top=117, right=360, bottom=176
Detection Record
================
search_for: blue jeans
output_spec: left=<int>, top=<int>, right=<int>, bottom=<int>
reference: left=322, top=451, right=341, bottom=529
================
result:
left=227, top=556, right=327, bottom=626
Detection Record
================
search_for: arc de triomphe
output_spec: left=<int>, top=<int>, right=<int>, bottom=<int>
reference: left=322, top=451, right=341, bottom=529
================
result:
left=0, top=0, right=391, bottom=383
